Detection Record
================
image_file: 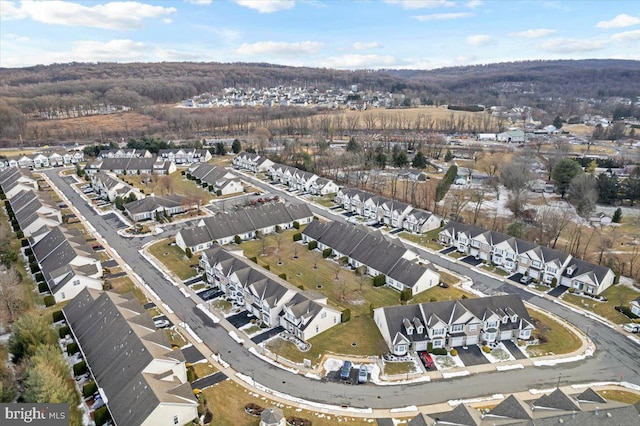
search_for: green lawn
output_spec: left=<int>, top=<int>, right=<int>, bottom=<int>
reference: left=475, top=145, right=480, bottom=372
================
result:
left=527, top=309, right=582, bottom=357
left=562, top=284, right=640, bottom=324
left=148, top=239, right=198, bottom=280
left=399, top=227, right=443, bottom=251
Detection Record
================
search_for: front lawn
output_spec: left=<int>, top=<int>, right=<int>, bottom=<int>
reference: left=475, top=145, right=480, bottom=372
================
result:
left=382, top=361, right=416, bottom=376
left=108, top=276, right=147, bottom=304
left=526, top=309, right=582, bottom=357
left=148, top=239, right=198, bottom=280
left=562, top=284, right=640, bottom=324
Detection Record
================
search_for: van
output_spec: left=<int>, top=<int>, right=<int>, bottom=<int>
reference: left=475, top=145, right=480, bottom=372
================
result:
left=340, top=360, right=352, bottom=380
left=357, top=365, right=368, bottom=384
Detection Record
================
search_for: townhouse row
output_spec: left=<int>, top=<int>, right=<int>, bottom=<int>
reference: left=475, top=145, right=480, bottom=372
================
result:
left=302, top=220, right=440, bottom=297
left=185, top=163, right=243, bottom=196
left=335, top=187, right=441, bottom=233
left=99, top=147, right=211, bottom=165
left=439, top=221, right=615, bottom=296
left=0, top=149, right=85, bottom=170
left=232, top=152, right=340, bottom=196
left=175, top=201, right=313, bottom=254
left=200, top=245, right=342, bottom=341
left=84, top=156, right=176, bottom=176
left=374, top=294, right=534, bottom=356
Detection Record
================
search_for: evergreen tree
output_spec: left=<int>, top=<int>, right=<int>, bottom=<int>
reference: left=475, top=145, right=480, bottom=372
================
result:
left=444, top=149, right=453, bottom=162
left=552, top=158, right=583, bottom=198
left=552, top=115, right=563, bottom=129
left=232, top=139, right=242, bottom=154
left=412, top=151, right=427, bottom=169
left=612, top=207, right=622, bottom=223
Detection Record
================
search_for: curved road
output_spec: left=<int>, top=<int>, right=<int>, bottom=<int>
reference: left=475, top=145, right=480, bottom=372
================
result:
left=45, top=170, right=640, bottom=410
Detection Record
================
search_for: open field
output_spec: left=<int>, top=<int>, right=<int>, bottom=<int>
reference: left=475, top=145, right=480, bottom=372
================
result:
left=122, top=171, right=215, bottom=203
left=201, top=379, right=376, bottom=426
left=148, top=239, right=198, bottom=280
left=527, top=309, right=582, bottom=357
left=399, top=227, right=443, bottom=251
left=562, top=284, right=640, bottom=324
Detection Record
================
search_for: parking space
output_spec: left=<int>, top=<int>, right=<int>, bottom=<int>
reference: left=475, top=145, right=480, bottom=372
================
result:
left=152, top=315, right=173, bottom=328
left=181, top=345, right=206, bottom=364
left=184, top=276, right=204, bottom=286
left=251, top=326, right=284, bottom=344
left=456, top=346, right=490, bottom=366
left=102, top=213, right=128, bottom=229
left=548, top=286, right=569, bottom=298
left=502, top=340, right=527, bottom=360
left=143, top=302, right=156, bottom=310
left=191, top=372, right=227, bottom=390
left=440, top=246, right=457, bottom=255
left=325, top=366, right=357, bottom=384
left=102, top=259, right=119, bottom=268
left=196, top=288, right=223, bottom=301
left=388, top=228, right=403, bottom=234
left=226, top=311, right=255, bottom=328
left=461, top=255, right=483, bottom=266
left=508, top=273, right=524, bottom=284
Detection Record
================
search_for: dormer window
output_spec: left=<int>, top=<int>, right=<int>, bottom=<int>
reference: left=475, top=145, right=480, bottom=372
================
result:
left=502, top=316, right=508, bottom=324
left=566, top=265, right=577, bottom=275
left=511, top=315, right=518, bottom=322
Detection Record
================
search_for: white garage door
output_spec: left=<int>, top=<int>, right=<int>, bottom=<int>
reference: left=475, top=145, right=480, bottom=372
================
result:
left=465, top=336, right=478, bottom=345
left=451, top=336, right=464, bottom=347
left=414, top=341, right=428, bottom=351
left=500, top=330, right=513, bottom=340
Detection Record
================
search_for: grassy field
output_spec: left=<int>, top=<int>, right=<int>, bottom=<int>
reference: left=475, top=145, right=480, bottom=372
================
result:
left=598, top=389, right=640, bottom=405
left=527, top=309, right=582, bottom=357
left=201, top=379, right=375, bottom=426
left=399, top=227, right=443, bottom=251
left=192, top=363, right=217, bottom=379
left=148, top=239, right=198, bottom=280
left=562, top=284, right=640, bottom=324
left=123, top=171, right=215, bottom=202
left=108, top=275, right=147, bottom=304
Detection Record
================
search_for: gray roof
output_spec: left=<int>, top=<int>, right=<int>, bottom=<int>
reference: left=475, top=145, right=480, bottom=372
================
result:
left=260, top=407, right=284, bottom=425
left=124, top=195, right=185, bottom=215
left=533, top=388, right=581, bottom=411
left=562, top=257, right=612, bottom=284
left=487, top=394, right=533, bottom=419
left=430, top=403, right=482, bottom=425
left=575, top=388, right=607, bottom=404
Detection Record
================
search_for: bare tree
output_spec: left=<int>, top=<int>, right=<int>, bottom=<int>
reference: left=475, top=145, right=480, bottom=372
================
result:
left=471, top=187, right=487, bottom=225
left=568, top=174, right=598, bottom=219
left=534, top=207, right=573, bottom=248
left=449, top=189, right=471, bottom=222
left=500, top=157, right=531, bottom=217
left=0, top=267, right=26, bottom=323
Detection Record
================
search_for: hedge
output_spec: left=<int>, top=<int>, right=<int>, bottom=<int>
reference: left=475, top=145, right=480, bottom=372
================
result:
left=44, top=295, right=56, bottom=307
left=52, top=310, right=64, bottom=323
left=322, top=248, right=332, bottom=258
left=67, top=342, right=79, bottom=355
left=29, top=263, right=40, bottom=273
left=36, top=274, right=45, bottom=284
left=341, top=309, right=351, bottom=323
left=293, top=221, right=300, bottom=229
left=82, top=381, right=98, bottom=398
left=21, top=238, right=29, bottom=247
left=59, top=325, right=70, bottom=338
left=93, top=406, right=109, bottom=426
left=430, top=348, right=447, bottom=356
left=307, top=240, right=318, bottom=250
left=292, top=233, right=302, bottom=242
left=373, top=274, right=386, bottom=287
left=73, top=361, right=87, bottom=376
left=24, top=247, right=33, bottom=256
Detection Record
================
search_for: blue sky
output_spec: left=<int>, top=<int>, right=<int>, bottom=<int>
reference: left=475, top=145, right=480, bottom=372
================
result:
left=1, top=0, right=639, bottom=69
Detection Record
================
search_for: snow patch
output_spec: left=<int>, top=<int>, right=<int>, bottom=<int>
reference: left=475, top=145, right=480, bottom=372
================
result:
left=448, top=394, right=504, bottom=406
left=228, top=330, right=245, bottom=345
left=496, top=364, right=524, bottom=371
left=389, top=406, right=418, bottom=413
left=532, top=348, right=593, bottom=366
left=442, top=371, right=470, bottom=379
left=248, top=347, right=299, bottom=374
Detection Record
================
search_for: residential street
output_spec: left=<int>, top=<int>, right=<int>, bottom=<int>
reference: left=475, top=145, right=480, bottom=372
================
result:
left=45, top=169, right=640, bottom=410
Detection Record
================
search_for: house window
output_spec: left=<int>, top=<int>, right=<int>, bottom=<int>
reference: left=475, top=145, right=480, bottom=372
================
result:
left=73, top=279, right=80, bottom=286
left=432, top=339, right=444, bottom=348
left=321, top=312, right=327, bottom=319
left=502, top=316, right=508, bottom=324
left=486, top=321, right=498, bottom=329
left=519, top=329, right=531, bottom=339
left=451, top=324, right=463, bottom=333
left=532, top=261, right=541, bottom=268
left=174, top=415, right=179, bottom=425
left=432, top=328, right=444, bottom=336
left=469, top=324, right=478, bottom=331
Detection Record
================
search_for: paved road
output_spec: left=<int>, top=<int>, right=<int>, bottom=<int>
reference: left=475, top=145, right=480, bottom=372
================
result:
left=45, top=170, right=640, bottom=410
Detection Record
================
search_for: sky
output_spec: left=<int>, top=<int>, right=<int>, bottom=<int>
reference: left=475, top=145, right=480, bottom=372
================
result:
left=1, top=0, right=639, bottom=70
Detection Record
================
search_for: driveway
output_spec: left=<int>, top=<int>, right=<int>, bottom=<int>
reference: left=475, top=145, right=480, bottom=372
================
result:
left=226, top=311, right=255, bottom=328
left=191, top=372, right=227, bottom=390
left=508, top=273, right=525, bottom=284
left=501, top=340, right=527, bottom=360
left=181, top=345, right=206, bottom=364
left=184, top=276, right=204, bottom=286
left=439, top=246, right=456, bottom=255
left=102, top=259, right=119, bottom=268
left=456, top=346, right=490, bottom=366
left=251, top=326, right=284, bottom=344
left=196, top=288, right=223, bottom=301
left=548, top=286, right=569, bottom=298
left=461, top=255, right=483, bottom=266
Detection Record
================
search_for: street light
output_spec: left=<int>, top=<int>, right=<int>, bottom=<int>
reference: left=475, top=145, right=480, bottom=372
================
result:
left=556, top=372, right=562, bottom=389
left=249, top=369, right=255, bottom=387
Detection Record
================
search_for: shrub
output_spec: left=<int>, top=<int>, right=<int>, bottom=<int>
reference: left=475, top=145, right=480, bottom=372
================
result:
left=67, top=342, right=79, bottom=355
left=298, top=284, right=304, bottom=290
left=431, top=348, right=447, bottom=355
left=21, top=238, right=29, bottom=247
left=73, top=361, right=87, bottom=376
left=293, top=233, right=302, bottom=242
left=185, top=247, right=193, bottom=259
left=244, top=403, right=263, bottom=416
left=568, top=288, right=575, bottom=293
left=400, top=288, right=413, bottom=302
left=614, top=274, right=620, bottom=284
left=322, top=248, right=332, bottom=258
left=16, top=230, right=24, bottom=239
left=186, top=366, right=196, bottom=382
left=44, top=295, right=55, bottom=307
left=551, top=278, right=557, bottom=288
left=293, top=221, right=300, bottom=229
left=82, top=381, right=98, bottom=398
left=482, top=346, right=491, bottom=353
left=427, top=342, right=433, bottom=352
left=449, top=348, right=458, bottom=356
left=287, top=417, right=313, bottom=426
left=373, top=274, right=386, bottom=287
left=52, top=310, right=64, bottom=323
left=279, top=273, right=287, bottom=280
left=234, top=235, right=242, bottom=244
left=275, top=225, right=282, bottom=232
left=307, top=240, right=318, bottom=250
left=249, top=256, right=258, bottom=263
left=93, top=406, right=109, bottom=426
left=264, top=264, right=270, bottom=271
left=29, top=263, right=40, bottom=273
left=216, top=189, right=222, bottom=196
left=341, top=309, right=351, bottom=323
left=37, top=281, right=47, bottom=292
left=429, top=297, right=437, bottom=302
left=59, top=325, right=70, bottom=338
left=369, top=304, right=376, bottom=317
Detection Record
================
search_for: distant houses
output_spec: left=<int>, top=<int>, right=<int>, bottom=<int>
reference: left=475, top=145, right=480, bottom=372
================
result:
left=63, top=288, right=198, bottom=426
left=200, top=245, right=341, bottom=341
left=0, top=150, right=84, bottom=170
left=84, top=156, right=176, bottom=176
left=124, top=195, right=195, bottom=222
left=158, top=148, right=212, bottom=164
left=175, top=202, right=313, bottom=254
left=232, top=152, right=274, bottom=173
left=439, top=221, right=615, bottom=295
left=374, top=294, right=534, bottom=356
left=302, top=220, right=440, bottom=296
left=186, top=163, right=243, bottom=195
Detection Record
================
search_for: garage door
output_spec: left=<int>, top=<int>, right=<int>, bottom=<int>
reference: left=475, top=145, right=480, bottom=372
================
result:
left=414, top=341, right=428, bottom=351
left=517, top=266, right=527, bottom=274
left=451, top=336, right=464, bottom=347
left=500, top=330, right=513, bottom=340
left=465, top=336, right=478, bottom=345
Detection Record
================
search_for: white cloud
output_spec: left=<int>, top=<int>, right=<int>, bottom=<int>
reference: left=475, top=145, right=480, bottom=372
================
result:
left=154, top=47, right=203, bottom=61
left=385, top=0, right=454, bottom=10
left=596, top=14, right=640, bottom=29
left=466, top=0, right=482, bottom=8
left=610, top=29, right=640, bottom=42
left=235, top=40, right=323, bottom=56
left=184, top=0, right=212, bottom=4
left=412, top=12, right=471, bottom=21
left=234, top=0, right=295, bottom=13
left=541, top=38, right=607, bottom=53
left=320, top=54, right=398, bottom=69
left=466, top=34, right=492, bottom=46
left=69, top=39, right=147, bottom=60
left=4, top=32, right=29, bottom=42
left=353, top=41, right=380, bottom=50
left=0, top=1, right=176, bottom=29
left=509, top=28, right=556, bottom=38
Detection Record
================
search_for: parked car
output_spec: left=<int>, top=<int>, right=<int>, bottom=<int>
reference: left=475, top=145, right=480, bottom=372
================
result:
left=357, top=365, right=368, bottom=384
left=340, top=360, right=352, bottom=380
left=154, top=319, right=171, bottom=328
left=92, top=397, right=105, bottom=410
left=622, top=323, right=640, bottom=333
left=419, top=352, right=435, bottom=370
left=520, top=276, right=533, bottom=285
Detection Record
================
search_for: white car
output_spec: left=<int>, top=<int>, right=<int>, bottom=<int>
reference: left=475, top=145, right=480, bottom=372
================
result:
left=622, top=323, right=640, bottom=333
left=154, top=319, right=171, bottom=328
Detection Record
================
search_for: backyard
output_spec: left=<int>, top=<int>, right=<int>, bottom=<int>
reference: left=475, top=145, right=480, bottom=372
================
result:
left=148, top=239, right=199, bottom=280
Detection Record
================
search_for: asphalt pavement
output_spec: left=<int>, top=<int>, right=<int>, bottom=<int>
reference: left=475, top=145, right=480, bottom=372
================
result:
left=43, top=169, right=640, bottom=410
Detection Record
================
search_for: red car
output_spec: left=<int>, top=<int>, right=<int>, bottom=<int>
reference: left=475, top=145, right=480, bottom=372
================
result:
left=419, top=352, right=435, bottom=370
